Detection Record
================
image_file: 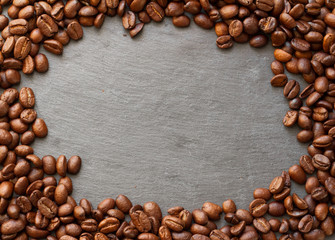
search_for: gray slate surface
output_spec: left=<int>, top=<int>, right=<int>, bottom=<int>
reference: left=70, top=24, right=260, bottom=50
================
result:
left=20, top=17, right=307, bottom=215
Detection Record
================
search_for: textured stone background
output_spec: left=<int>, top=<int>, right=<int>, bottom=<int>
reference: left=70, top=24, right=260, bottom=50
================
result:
left=19, top=17, right=307, bottom=215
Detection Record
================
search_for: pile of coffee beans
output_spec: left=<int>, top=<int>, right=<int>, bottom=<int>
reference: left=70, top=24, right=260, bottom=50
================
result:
left=1, top=0, right=335, bottom=237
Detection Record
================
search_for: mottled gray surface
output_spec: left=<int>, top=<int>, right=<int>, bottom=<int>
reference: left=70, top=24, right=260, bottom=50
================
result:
left=20, top=17, right=307, bottom=214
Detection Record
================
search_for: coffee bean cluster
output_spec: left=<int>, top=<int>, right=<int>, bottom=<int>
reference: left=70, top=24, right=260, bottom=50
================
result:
left=2, top=0, right=335, bottom=238
left=0, top=87, right=47, bottom=151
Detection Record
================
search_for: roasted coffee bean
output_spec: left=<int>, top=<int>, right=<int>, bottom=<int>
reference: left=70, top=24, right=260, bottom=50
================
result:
left=283, top=110, right=298, bottom=127
left=216, top=35, right=233, bottom=49
left=253, top=218, right=270, bottom=233
left=270, top=74, right=287, bottom=87
left=146, top=2, right=164, bottom=22
left=194, top=13, right=213, bottom=29
left=67, top=21, right=83, bottom=40
left=312, top=154, right=331, bottom=171
left=34, top=53, right=49, bottom=73
left=202, top=202, right=222, bottom=221
left=289, top=164, right=306, bottom=184
left=268, top=201, right=285, bottom=216
left=37, top=14, right=58, bottom=37
left=43, top=39, right=63, bottom=55
left=249, top=35, right=268, bottom=48
left=249, top=199, right=268, bottom=217
left=37, top=197, right=58, bottom=219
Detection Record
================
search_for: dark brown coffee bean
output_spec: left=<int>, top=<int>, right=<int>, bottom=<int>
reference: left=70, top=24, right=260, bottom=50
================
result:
left=98, top=217, right=120, bottom=234
left=202, top=202, right=222, bottom=221
left=34, top=53, right=49, bottom=73
left=216, top=35, right=233, bottom=49
left=67, top=21, right=83, bottom=40
left=23, top=55, right=35, bottom=74
left=165, top=2, right=184, bottom=17
left=20, top=109, right=37, bottom=124
left=37, top=197, right=58, bottom=219
left=283, top=110, right=298, bottom=127
left=289, top=164, right=306, bottom=184
left=230, top=221, right=246, bottom=236
left=67, top=155, right=81, bottom=174
left=291, top=38, right=310, bottom=52
left=21, top=131, right=35, bottom=145
left=194, top=13, right=213, bottom=29
left=130, top=210, right=152, bottom=233
left=37, top=14, right=58, bottom=37
left=268, top=201, right=285, bottom=216
left=297, top=130, right=313, bottom=143
left=229, top=20, right=243, bottom=38
left=312, top=154, right=331, bottom=171
left=42, top=155, right=56, bottom=175
left=54, top=184, right=68, bottom=205
left=312, top=186, right=328, bottom=201
left=271, top=60, right=284, bottom=74
left=300, top=155, right=314, bottom=174
left=269, top=176, right=285, bottom=194
left=146, top=2, right=164, bottom=22
left=122, top=11, right=136, bottom=30
left=325, top=177, right=335, bottom=195
left=312, top=107, right=328, bottom=122
left=253, top=188, right=272, bottom=201
left=32, top=118, right=48, bottom=138
left=253, top=218, right=270, bottom=233
left=173, top=16, right=190, bottom=28
left=249, top=34, right=268, bottom=48
left=9, top=19, right=28, bottom=35
left=249, top=199, right=268, bottom=217
left=1, top=219, right=25, bottom=234
left=270, top=74, right=287, bottom=87
left=14, top=36, right=31, bottom=60
left=19, top=87, right=35, bottom=108
left=43, top=39, right=63, bottom=55
left=0, top=129, right=12, bottom=146
left=115, top=194, right=132, bottom=213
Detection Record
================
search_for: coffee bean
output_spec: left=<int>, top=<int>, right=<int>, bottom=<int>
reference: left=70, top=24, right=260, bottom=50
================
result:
left=67, top=21, right=83, bottom=40
left=289, top=164, right=306, bottom=184
left=131, top=210, right=152, bottom=233
left=235, top=209, right=253, bottom=225
left=268, top=201, right=285, bottom=217
left=229, top=20, right=243, bottom=38
left=146, top=2, right=164, bottom=22
left=253, top=218, right=270, bottom=233
left=249, top=35, right=268, bottom=48
left=19, top=87, right=35, bottom=108
left=194, top=13, right=213, bottom=29
left=37, top=197, right=58, bottom=219
left=283, top=80, right=300, bottom=99
left=67, top=155, right=81, bottom=174
left=36, top=14, right=58, bottom=37
left=253, top=188, right=272, bottom=201
left=34, top=53, right=49, bottom=73
left=98, top=217, right=120, bottom=234
left=312, top=154, right=331, bottom=171
left=115, top=194, right=132, bottom=213
left=283, top=110, right=298, bottom=127
left=299, top=155, right=314, bottom=174
left=173, top=16, right=190, bottom=28
left=297, top=130, right=313, bottom=143
left=216, top=35, right=233, bottom=49
left=202, top=202, right=222, bottom=221
left=249, top=199, right=268, bottom=218
left=20, top=109, right=37, bottom=124
left=32, top=118, right=48, bottom=138
left=269, top=176, right=285, bottom=194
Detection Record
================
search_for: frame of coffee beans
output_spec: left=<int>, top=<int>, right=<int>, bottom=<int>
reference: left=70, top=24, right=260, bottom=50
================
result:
left=0, top=0, right=335, bottom=239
